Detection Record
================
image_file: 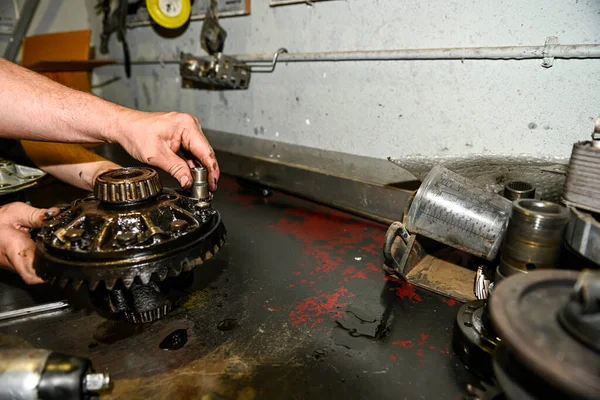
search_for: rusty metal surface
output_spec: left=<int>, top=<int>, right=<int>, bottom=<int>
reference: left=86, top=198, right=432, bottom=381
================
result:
left=388, top=154, right=567, bottom=203
left=383, top=222, right=477, bottom=303
left=0, top=167, right=478, bottom=399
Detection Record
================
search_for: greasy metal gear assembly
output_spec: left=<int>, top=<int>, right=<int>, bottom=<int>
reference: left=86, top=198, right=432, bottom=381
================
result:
left=34, top=166, right=226, bottom=323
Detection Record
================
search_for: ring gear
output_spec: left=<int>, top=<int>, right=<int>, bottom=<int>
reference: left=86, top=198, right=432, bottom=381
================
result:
left=34, top=167, right=226, bottom=322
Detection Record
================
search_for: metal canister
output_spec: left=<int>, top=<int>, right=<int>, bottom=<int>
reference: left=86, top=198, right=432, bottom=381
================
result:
left=496, top=199, right=569, bottom=281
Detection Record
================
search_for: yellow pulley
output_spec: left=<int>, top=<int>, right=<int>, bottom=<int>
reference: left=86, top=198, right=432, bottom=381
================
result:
left=146, top=0, right=191, bottom=29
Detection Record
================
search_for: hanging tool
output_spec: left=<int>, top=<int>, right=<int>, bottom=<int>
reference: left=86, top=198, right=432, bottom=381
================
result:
left=100, top=0, right=131, bottom=78
left=145, top=0, right=191, bottom=29
left=200, top=0, right=227, bottom=55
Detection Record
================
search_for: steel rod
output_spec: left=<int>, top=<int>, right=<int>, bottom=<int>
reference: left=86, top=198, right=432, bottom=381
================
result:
left=105, top=43, right=600, bottom=66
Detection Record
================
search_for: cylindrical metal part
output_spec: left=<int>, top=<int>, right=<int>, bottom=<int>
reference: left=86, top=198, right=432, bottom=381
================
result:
left=0, top=350, right=110, bottom=400
left=563, top=141, right=600, bottom=213
left=190, top=166, right=209, bottom=201
left=497, top=199, right=569, bottom=280
left=503, top=181, right=536, bottom=201
left=0, top=349, right=51, bottom=400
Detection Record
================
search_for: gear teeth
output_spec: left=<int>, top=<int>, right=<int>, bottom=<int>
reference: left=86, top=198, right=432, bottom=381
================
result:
left=213, top=244, right=219, bottom=253
left=140, top=271, right=152, bottom=285
left=58, top=277, right=69, bottom=288
left=71, top=279, right=84, bottom=291
left=157, top=268, right=168, bottom=281
left=182, top=260, right=194, bottom=271
left=104, top=278, right=117, bottom=290
left=204, top=250, right=213, bottom=261
left=219, top=238, right=225, bottom=246
left=121, top=277, right=135, bottom=289
left=124, top=303, right=171, bottom=324
left=88, top=280, right=100, bottom=291
left=168, top=263, right=183, bottom=277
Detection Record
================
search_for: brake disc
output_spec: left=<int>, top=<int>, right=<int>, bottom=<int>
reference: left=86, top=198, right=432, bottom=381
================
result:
left=34, top=167, right=226, bottom=322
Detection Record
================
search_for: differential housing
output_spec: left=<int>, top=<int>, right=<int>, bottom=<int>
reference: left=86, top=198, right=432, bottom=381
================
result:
left=34, top=167, right=226, bottom=322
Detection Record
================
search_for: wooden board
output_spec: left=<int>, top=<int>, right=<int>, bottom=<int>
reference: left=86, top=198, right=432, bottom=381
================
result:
left=21, top=30, right=92, bottom=92
left=126, top=0, right=251, bottom=28
left=27, top=60, right=115, bottom=73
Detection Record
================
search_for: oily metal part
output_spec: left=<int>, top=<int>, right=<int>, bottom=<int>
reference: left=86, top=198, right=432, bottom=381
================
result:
left=452, top=300, right=499, bottom=380
left=34, top=167, right=227, bottom=291
left=94, top=167, right=162, bottom=204
left=490, top=270, right=600, bottom=399
left=503, top=181, right=536, bottom=201
left=563, top=141, right=600, bottom=214
left=0, top=349, right=51, bottom=400
left=564, top=207, right=600, bottom=266
left=0, top=158, right=45, bottom=195
left=497, top=199, right=569, bottom=280
left=388, top=154, right=567, bottom=203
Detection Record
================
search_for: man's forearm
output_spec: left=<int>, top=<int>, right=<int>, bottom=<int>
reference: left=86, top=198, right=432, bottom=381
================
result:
left=0, top=58, right=126, bottom=143
left=21, top=141, right=121, bottom=191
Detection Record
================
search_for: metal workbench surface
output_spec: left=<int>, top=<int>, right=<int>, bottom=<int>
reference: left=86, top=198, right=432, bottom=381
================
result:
left=0, top=152, right=479, bottom=399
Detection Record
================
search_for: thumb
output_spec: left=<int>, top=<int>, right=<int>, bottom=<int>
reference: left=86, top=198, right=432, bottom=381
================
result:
left=161, top=152, right=193, bottom=189
left=8, top=202, right=48, bottom=229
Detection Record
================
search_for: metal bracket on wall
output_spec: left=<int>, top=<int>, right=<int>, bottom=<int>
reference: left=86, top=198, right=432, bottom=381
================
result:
left=542, top=36, right=559, bottom=68
left=180, top=48, right=288, bottom=90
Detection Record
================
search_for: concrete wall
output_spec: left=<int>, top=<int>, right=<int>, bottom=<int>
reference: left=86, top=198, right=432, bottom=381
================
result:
left=11, top=1, right=600, bottom=160
left=0, top=0, right=91, bottom=60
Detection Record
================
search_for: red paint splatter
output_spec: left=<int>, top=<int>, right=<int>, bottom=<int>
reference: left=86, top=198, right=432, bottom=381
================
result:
left=288, top=284, right=295, bottom=288
left=269, top=208, right=383, bottom=277
left=417, top=348, right=424, bottom=357
left=429, top=345, right=436, bottom=350
left=392, top=281, right=423, bottom=303
left=365, top=262, right=380, bottom=273
left=288, top=286, right=353, bottom=328
left=300, top=279, right=307, bottom=284
left=341, top=266, right=356, bottom=276
left=292, top=271, right=301, bottom=276
left=419, top=359, right=426, bottom=365
left=389, top=354, right=397, bottom=361
left=441, top=298, right=459, bottom=307
left=392, top=340, right=414, bottom=348
left=418, top=333, right=429, bottom=345
left=352, top=270, right=368, bottom=280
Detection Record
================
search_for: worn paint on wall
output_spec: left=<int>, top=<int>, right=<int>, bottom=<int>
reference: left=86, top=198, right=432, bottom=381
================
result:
left=12, top=1, right=600, bottom=160
left=0, top=0, right=91, bottom=59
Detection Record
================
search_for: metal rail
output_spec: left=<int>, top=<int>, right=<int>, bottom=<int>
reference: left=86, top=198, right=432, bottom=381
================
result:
left=104, top=43, right=600, bottom=66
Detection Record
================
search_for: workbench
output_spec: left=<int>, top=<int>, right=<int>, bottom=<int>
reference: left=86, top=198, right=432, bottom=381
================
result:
left=0, top=147, right=479, bottom=399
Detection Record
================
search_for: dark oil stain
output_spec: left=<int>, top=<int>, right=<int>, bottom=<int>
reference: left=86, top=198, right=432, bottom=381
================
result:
left=217, top=319, right=238, bottom=331
left=528, top=122, right=538, bottom=129
left=93, top=320, right=145, bottom=345
left=159, top=329, right=188, bottom=351
left=88, top=342, right=98, bottom=349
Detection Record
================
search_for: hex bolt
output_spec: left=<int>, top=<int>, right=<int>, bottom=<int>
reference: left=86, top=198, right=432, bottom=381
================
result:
left=170, top=219, right=189, bottom=232
left=65, top=228, right=84, bottom=246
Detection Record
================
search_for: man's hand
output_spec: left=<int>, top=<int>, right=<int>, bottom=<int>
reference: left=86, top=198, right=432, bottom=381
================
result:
left=114, top=111, right=220, bottom=191
left=0, top=202, right=57, bottom=284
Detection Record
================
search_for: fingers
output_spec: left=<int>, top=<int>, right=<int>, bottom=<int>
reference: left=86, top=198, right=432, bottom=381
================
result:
left=8, top=235, right=44, bottom=285
left=3, top=202, right=48, bottom=229
left=185, top=135, right=220, bottom=192
left=163, top=152, right=193, bottom=189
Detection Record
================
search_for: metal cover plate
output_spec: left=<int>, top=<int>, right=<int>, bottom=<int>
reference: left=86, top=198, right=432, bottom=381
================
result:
left=490, top=270, right=600, bottom=399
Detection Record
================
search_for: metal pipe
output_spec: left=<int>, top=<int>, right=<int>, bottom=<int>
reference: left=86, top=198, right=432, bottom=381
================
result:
left=3, top=0, right=40, bottom=62
left=106, top=43, right=600, bottom=66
